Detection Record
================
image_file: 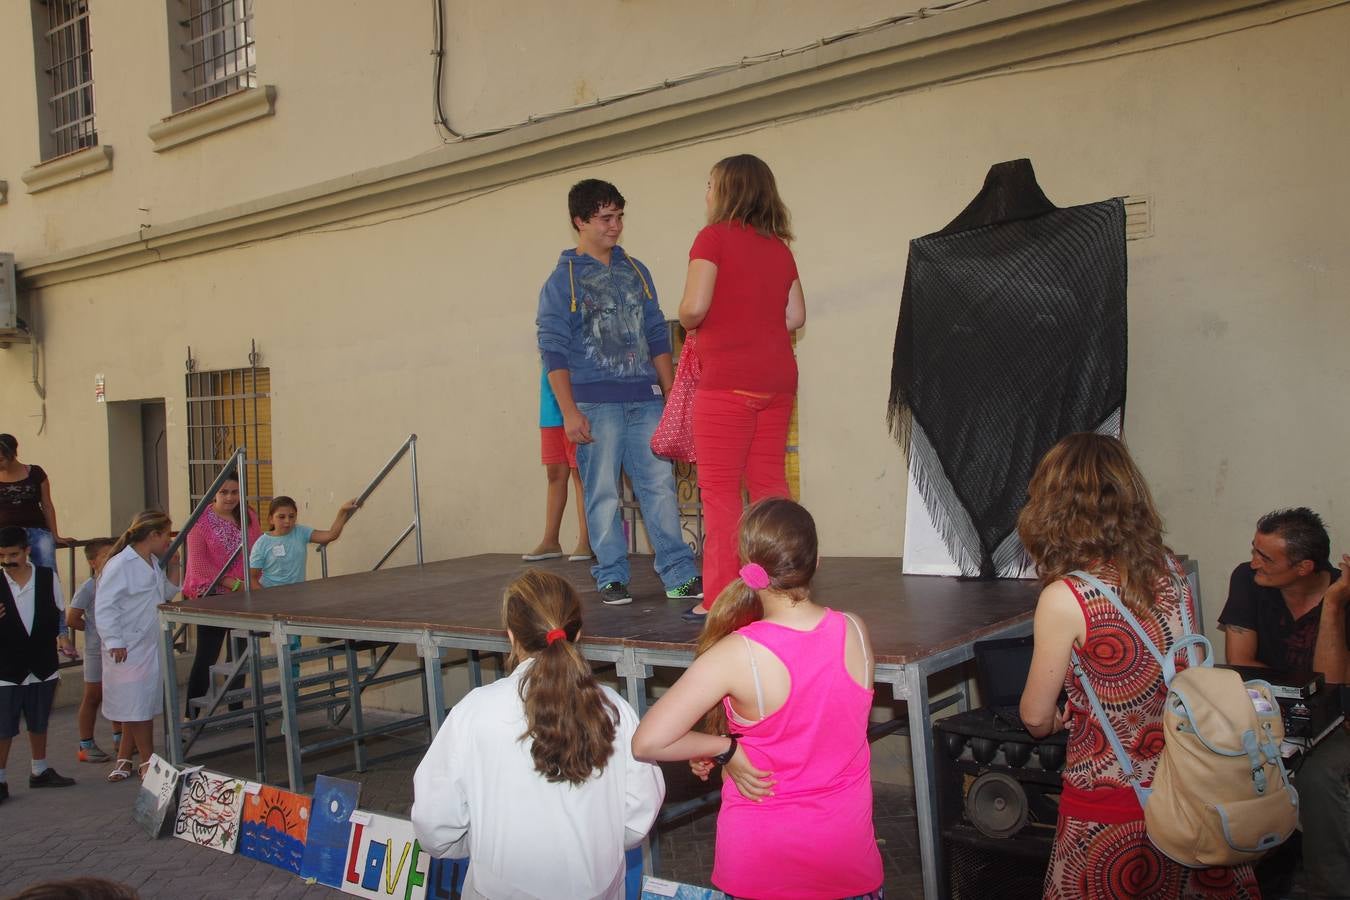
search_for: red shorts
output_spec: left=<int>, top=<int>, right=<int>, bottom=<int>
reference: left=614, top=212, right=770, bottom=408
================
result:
left=540, top=426, right=578, bottom=468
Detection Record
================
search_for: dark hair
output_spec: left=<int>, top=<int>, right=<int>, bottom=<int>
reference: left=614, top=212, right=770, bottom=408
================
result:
left=1017, top=433, right=1173, bottom=615
left=268, top=496, right=298, bottom=518
left=696, top=498, right=818, bottom=733
left=708, top=155, right=794, bottom=241
left=109, top=510, right=173, bottom=559
left=568, top=179, right=625, bottom=228
left=83, top=538, right=116, bottom=561
left=0, top=433, right=17, bottom=461
left=502, top=569, right=618, bottom=785
left=213, top=472, right=245, bottom=526
left=0, top=525, right=29, bottom=549
left=1257, top=507, right=1330, bottom=569
left=10, top=878, right=139, bottom=900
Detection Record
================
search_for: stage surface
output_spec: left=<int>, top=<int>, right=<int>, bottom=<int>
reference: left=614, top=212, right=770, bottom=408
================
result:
left=168, top=553, right=1039, bottom=665
left=161, top=553, right=1038, bottom=900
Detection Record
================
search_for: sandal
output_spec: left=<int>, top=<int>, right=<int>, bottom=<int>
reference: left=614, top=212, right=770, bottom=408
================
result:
left=107, top=759, right=135, bottom=782
left=138, top=761, right=151, bottom=780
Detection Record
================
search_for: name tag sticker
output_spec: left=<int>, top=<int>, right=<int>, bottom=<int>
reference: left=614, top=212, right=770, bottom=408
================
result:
left=651, top=384, right=662, bottom=396
left=272, top=545, right=286, bottom=558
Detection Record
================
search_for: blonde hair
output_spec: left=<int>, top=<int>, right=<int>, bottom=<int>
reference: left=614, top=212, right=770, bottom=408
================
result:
left=502, top=569, right=618, bottom=785
left=696, top=498, right=817, bottom=733
left=707, top=155, right=794, bottom=241
left=109, top=510, right=173, bottom=559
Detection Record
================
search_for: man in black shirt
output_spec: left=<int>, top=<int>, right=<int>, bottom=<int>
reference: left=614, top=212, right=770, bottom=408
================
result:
left=1219, top=508, right=1349, bottom=900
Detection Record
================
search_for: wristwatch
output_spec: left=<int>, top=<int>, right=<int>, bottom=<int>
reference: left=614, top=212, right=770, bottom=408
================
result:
left=712, top=733, right=742, bottom=766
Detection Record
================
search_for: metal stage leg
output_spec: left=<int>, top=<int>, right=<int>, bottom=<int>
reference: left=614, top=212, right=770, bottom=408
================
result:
left=617, top=651, right=652, bottom=716
left=905, top=663, right=941, bottom=900
left=273, top=624, right=303, bottom=791
left=161, top=616, right=186, bottom=766
left=420, top=631, right=447, bottom=734
left=248, top=632, right=267, bottom=784
left=467, top=649, right=484, bottom=688
left=344, top=641, right=368, bottom=773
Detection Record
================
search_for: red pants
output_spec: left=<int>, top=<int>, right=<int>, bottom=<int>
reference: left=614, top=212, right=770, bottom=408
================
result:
left=693, top=389, right=794, bottom=606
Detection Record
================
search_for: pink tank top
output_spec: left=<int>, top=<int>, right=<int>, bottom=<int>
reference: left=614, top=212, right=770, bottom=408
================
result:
left=712, top=609, right=883, bottom=899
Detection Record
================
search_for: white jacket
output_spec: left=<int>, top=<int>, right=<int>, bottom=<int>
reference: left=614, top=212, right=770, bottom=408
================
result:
left=411, top=659, right=665, bottom=900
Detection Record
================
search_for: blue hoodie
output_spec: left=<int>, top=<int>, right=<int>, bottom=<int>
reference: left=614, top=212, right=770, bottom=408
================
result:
left=536, top=246, right=673, bottom=403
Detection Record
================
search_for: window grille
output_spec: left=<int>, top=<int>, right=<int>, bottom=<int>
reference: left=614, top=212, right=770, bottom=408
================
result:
left=178, top=0, right=256, bottom=109
left=185, top=365, right=273, bottom=525
left=40, top=0, right=98, bottom=159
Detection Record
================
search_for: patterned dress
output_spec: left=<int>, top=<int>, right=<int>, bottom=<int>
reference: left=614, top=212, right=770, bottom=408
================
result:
left=1043, top=563, right=1261, bottom=899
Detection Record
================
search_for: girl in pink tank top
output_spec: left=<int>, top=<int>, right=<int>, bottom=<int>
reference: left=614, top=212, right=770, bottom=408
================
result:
left=633, top=499, right=884, bottom=899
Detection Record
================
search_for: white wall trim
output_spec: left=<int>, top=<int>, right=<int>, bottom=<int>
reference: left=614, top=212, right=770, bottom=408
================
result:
left=14, top=0, right=1329, bottom=288
left=147, top=86, right=278, bottom=153
left=21, top=145, right=115, bottom=195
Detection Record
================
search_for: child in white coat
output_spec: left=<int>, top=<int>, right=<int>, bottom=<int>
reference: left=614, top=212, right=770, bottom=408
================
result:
left=96, top=511, right=180, bottom=782
left=411, top=569, right=664, bottom=900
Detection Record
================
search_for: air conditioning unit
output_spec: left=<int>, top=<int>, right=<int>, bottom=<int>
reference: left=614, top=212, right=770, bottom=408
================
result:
left=0, top=252, right=31, bottom=347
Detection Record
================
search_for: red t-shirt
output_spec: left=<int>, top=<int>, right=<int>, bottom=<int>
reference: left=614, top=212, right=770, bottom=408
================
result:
left=688, top=221, right=799, bottom=393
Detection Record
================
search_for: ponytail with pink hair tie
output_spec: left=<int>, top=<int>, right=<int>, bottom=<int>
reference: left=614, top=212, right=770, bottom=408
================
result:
left=739, top=563, right=771, bottom=590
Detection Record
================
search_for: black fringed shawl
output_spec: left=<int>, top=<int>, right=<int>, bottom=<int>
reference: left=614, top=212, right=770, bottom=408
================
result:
left=887, top=159, right=1127, bottom=578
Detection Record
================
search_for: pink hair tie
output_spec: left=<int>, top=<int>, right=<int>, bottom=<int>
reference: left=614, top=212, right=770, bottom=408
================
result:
left=545, top=628, right=567, bottom=645
left=739, top=563, right=771, bottom=590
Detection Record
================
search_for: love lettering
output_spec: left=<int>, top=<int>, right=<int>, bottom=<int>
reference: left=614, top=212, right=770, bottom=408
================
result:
left=344, top=823, right=428, bottom=899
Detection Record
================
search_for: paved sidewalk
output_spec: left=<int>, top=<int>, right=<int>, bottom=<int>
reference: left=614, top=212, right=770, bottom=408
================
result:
left=1, top=681, right=923, bottom=899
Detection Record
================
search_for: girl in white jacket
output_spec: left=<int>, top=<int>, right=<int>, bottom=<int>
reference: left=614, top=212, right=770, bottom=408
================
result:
left=96, top=510, right=179, bottom=782
left=412, top=569, right=665, bottom=900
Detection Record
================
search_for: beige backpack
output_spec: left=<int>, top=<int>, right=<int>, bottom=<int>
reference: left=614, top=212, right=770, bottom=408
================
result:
left=1070, top=570, right=1299, bottom=868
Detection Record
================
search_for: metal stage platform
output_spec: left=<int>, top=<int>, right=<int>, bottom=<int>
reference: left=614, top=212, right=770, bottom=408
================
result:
left=158, top=553, right=1037, bottom=899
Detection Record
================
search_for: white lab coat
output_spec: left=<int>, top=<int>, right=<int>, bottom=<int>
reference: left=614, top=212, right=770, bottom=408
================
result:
left=95, top=545, right=179, bottom=722
left=411, top=658, right=665, bottom=900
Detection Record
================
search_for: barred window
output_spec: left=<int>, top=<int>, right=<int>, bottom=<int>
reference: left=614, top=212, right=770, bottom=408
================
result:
left=176, top=0, right=256, bottom=110
left=35, top=0, right=98, bottom=160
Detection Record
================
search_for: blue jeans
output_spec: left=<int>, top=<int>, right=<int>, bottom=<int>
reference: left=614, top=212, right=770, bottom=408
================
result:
left=25, top=527, right=56, bottom=569
left=575, top=400, right=698, bottom=591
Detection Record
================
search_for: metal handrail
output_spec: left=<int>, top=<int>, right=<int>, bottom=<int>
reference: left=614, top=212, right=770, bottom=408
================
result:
left=317, top=434, right=423, bottom=577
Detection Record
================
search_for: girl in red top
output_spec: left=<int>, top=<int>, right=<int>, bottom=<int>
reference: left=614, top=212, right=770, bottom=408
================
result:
left=678, top=155, right=806, bottom=621
left=1017, top=434, right=1259, bottom=898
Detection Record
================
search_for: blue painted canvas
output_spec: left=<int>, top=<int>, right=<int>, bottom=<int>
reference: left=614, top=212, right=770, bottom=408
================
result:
left=238, top=784, right=311, bottom=875
left=299, top=774, right=361, bottom=887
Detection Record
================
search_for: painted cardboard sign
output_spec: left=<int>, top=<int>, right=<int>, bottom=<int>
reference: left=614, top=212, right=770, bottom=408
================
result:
left=299, top=774, right=362, bottom=888
left=238, top=783, right=312, bottom=874
left=133, top=754, right=185, bottom=838
left=340, top=811, right=432, bottom=900
left=172, top=769, right=246, bottom=853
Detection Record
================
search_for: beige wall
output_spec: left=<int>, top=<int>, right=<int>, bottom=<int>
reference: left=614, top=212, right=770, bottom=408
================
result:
left=1, top=1, right=1348, bottom=653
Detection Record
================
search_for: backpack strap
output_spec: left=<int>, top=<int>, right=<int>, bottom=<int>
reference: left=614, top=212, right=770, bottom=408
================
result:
left=1069, top=643, right=1153, bottom=805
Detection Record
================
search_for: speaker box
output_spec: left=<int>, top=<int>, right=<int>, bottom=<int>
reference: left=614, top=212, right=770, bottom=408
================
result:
left=934, top=708, right=1068, bottom=899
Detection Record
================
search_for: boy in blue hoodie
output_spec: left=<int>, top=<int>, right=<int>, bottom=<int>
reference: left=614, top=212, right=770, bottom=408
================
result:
left=536, top=179, right=702, bottom=606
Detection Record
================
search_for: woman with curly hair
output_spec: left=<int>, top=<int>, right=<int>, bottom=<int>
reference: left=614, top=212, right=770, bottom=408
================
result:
left=1017, top=433, right=1259, bottom=898
left=411, top=569, right=664, bottom=900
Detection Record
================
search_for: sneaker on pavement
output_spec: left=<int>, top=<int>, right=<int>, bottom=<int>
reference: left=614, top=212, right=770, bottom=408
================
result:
left=78, top=744, right=111, bottom=763
left=522, top=543, right=565, bottom=561
left=681, top=605, right=710, bottom=624
left=599, top=582, right=632, bottom=606
left=30, top=768, right=76, bottom=788
left=666, top=576, right=704, bottom=600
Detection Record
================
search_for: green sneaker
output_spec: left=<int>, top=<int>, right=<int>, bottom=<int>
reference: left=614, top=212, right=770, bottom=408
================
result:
left=666, top=577, right=704, bottom=600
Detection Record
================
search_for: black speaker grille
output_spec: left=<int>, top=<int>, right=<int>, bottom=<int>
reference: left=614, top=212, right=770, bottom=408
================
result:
left=946, top=830, right=1048, bottom=900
